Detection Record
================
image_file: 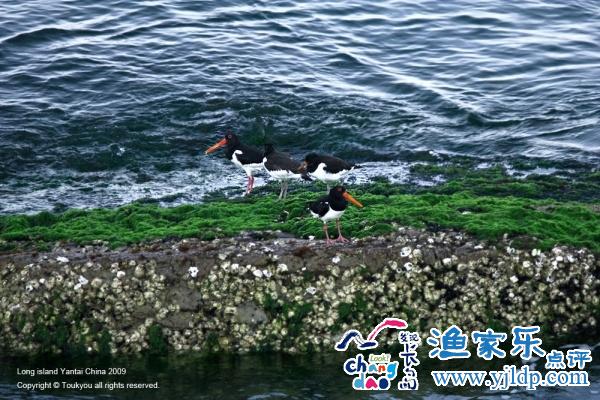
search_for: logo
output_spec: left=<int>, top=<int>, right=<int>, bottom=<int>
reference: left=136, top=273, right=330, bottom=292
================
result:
left=335, top=318, right=407, bottom=351
left=335, top=319, right=593, bottom=392
left=336, top=318, right=421, bottom=391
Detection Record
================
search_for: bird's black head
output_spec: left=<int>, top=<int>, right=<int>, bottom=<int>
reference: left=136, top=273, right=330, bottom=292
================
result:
left=264, top=143, right=275, bottom=156
left=205, top=130, right=239, bottom=154
left=304, top=153, right=320, bottom=164
left=298, top=152, right=320, bottom=172
left=223, top=131, right=240, bottom=147
left=329, top=185, right=346, bottom=198
left=329, top=186, right=363, bottom=208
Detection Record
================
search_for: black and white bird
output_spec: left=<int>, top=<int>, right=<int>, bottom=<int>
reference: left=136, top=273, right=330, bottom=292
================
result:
left=298, top=153, right=358, bottom=191
left=205, top=132, right=264, bottom=195
left=309, top=186, right=363, bottom=244
left=263, top=144, right=309, bottom=199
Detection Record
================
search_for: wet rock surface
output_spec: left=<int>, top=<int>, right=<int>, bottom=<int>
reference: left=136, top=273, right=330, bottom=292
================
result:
left=0, top=228, right=598, bottom=355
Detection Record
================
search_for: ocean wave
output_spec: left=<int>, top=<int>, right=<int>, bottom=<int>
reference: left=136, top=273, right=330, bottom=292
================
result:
left=1, top=0, right=599, bottom=213
left=0, top=27, right=105, bottom=47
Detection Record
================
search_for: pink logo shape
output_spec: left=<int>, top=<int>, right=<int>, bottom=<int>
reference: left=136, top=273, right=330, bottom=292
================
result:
left=367, top=318, right=408, bottom=341
left=365, top=376, right=378, bottom=389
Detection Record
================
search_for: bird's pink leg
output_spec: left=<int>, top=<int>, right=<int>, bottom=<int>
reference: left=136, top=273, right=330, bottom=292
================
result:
left=335, top=219, right=349, bottom=242
left=244, top=176, right=252, bottom=196
left=248, top=175, right=255, bottom=194
left=323, top=223, right=333, bottom=245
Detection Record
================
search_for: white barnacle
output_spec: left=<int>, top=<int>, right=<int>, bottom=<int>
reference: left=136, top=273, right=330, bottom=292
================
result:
left=253, top=269, right=263, bottom=278
left=78, top=276, right=89, bottom=286
left=134, top=266, right=145, bottom=278
left=306, top=286, right=317, bottom=295
left=188, top=267, right=199, bottom=278
left=332, top=255, right=341, bottom=264
left=116, top=270, right=126, bottom=279
left=224, top=306, right=236, bottom=315
left=400, top=247, right=412, bottom=258
left=56, top=256, right=69, bottom=263
left=91, top=278, right=103, bottom=288
left=277, top=263, right=288, bottom=273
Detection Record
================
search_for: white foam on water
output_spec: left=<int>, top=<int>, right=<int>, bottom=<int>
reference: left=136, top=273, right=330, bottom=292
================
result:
left=0, top=159, right=580, bottom=215
left=343, top=161, right=410, bottom=185
left=1, top=160, right=414, bottom=214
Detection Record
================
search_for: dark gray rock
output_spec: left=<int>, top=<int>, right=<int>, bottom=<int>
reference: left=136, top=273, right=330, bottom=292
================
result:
left=235, top=302, right=268, bottom=325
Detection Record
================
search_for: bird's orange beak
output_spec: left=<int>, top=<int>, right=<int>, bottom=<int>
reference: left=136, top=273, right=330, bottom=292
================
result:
left=297, top=161, right=308, bottom=172
left=343, top=192, right=363, bottom=208
left=204, top=138, right=227, bottom=155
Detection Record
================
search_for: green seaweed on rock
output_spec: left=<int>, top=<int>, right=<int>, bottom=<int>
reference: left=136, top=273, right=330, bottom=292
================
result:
left=0, top=167, right=598, bottom=253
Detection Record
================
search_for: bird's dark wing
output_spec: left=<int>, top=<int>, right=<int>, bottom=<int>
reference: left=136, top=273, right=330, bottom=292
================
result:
left=322, top=155, right=354, bottom=173
left=265, top=151, right=301, bottom=172
left=235, top=144, right=264, bottom=164
left=309, top=196, right=330, bottom=217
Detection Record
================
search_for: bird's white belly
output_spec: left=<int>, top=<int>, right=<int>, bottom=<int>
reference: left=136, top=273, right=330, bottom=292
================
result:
left=231, top=151, right=263, bottom=176
left=243, top=163, right=264, bottom=176
left=311, top=163, right=348, bottom=183
left=267, top=169, right=300, bottom=181
left=319, top=208, right=345, bottom=222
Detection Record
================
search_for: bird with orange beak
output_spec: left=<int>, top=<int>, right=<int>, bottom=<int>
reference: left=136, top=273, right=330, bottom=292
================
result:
left=298, top=153, right=358, bottom=191
left=204, top=132, right=264, bottom=195
left=308, top=186, right=363, bottom=244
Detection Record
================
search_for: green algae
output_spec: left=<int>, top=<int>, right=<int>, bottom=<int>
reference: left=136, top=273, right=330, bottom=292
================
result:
left=16, top=301, right=110, bottom=356
left=98, top=329, right=112, bottom=358
left=410, top=163, right=600, bottom=202
left=1, top=167, right=599, bottom=253
left=1, top=190, right=598, bottom=253
left=263, top=297, right=314, bottom=341
left=147, top=324, right=168, bottom=355
left=337, top=293, right=369, bottom=325
left=283, top=302, right=313, bottom=339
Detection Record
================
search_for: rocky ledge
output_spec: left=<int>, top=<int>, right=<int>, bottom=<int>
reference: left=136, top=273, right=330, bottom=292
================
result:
left=0, top=228, right=598, bottom=355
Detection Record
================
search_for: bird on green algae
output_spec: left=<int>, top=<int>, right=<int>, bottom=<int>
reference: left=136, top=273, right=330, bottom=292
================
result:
left=298, top=153, right=358, bottom=191
left=309, top=186, right=363, bottom=245
left=263, top=143, right=311, bottom=199
left=204, top=131, right=264, bottom=196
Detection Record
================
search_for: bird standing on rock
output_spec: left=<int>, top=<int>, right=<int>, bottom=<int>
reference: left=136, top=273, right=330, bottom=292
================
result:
left=309, top=186, right=363, bottom=244
left=298, top=153, right=357, bottom=191
left=204, top=132, right=264, bottom=196
left=263, top=144, right=309, bottom=199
